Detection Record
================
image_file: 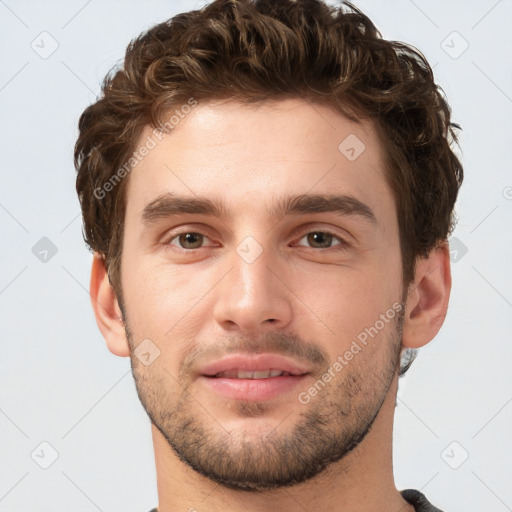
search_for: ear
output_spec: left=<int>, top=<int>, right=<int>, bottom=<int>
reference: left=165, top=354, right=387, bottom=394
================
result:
left=402, top=241, right=452, bottom=349
left=89, top=252, right=131, bottom=357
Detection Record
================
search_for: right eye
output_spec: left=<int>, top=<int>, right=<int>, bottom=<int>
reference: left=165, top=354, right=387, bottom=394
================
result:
left=166, top=231, right=216, bottom=250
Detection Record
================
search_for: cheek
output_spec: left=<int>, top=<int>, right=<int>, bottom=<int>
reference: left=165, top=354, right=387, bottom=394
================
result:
left=292, top=263, right=402, bottom=350
left=121, top=258, right=217, bottom=339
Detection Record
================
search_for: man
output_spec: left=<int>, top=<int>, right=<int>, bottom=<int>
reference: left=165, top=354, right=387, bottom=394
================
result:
left=74, top=0, right=463, bottom=510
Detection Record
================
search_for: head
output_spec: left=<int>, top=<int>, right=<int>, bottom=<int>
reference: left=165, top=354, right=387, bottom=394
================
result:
left=76, top=0, right=462, bottom=491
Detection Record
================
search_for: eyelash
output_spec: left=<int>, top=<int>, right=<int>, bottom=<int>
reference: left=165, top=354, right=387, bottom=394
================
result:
left=163, top=228, right=350, bottom=251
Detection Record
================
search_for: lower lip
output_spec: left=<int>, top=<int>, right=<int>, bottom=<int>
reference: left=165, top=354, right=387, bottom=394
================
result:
left=200, top=375, right=308, bottom=401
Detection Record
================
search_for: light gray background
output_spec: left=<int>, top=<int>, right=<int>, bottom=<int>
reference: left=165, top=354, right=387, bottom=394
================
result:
left=0, top=0, right=511, bottom=511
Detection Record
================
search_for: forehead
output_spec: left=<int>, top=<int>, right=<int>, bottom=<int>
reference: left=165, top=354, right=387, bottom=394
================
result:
left=124, top=98, right=393, bottom=222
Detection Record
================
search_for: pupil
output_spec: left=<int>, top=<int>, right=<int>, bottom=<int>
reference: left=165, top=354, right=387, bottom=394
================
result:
left=180, top=233, right=202, bottom=248
left=308, top=232, right=332, bottom=248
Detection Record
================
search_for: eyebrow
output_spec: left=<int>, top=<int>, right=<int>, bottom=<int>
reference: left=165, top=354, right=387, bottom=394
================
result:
left=141, top=192, right=377, bottom=226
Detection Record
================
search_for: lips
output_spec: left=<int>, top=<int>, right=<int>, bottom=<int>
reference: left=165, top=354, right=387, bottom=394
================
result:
left=199, top=353, right=311, bottom=378
left=198, top=354, right=311, bottom=401
left=214, top=369, right=292, bottom=379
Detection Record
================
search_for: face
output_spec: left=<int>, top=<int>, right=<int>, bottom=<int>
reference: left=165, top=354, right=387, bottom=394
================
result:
left=119, top=98, right=405, bottom=490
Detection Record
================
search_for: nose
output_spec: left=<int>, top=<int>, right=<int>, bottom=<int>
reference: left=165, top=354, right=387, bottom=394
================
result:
left=212, top=246, right=293, bottom=333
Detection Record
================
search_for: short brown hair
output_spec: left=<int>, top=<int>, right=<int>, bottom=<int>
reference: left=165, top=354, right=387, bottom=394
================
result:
left=75, top=0, right=463, bottom=371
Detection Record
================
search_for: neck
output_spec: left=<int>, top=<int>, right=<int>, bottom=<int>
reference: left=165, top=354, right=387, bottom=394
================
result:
left=151, top=375, right=414, bottom=512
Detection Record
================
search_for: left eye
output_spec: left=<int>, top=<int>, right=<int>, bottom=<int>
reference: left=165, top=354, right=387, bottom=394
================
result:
left=295, top=231, right=346, bottom=249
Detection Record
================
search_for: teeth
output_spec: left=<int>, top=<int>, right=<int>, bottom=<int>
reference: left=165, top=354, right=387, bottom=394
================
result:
left=240, top=370, right=269, bottom=379
left=215, top=369, right=292, bottom=379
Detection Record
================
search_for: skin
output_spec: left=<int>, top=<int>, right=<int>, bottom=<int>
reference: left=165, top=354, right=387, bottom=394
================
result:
left=90, top=98, right=451, bottom=512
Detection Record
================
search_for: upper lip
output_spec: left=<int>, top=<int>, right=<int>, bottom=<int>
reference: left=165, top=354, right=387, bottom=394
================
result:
left=200, top=354, right=311, bottom=377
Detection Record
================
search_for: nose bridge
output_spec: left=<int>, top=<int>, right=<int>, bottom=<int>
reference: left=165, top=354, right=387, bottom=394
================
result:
left=213, top=240, right=293, bottom=331
left=233, top=245, right=274, bottom=302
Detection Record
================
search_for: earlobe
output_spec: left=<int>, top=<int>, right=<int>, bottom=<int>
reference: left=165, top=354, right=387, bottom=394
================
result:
left=402, top=242, right=452, bottom=349
left=89, top=252, right=131, bottom=357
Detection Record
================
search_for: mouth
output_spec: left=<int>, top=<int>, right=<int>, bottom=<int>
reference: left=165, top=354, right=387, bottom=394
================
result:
left=209, top=369, right=301, bottom=379
left=199, top=355, right=311, bottom=401
left=200, top=353, right=311, bottom=378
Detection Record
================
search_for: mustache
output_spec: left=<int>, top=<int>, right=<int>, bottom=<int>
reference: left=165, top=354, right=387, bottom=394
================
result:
left=179, top=331, right=330, bottom=379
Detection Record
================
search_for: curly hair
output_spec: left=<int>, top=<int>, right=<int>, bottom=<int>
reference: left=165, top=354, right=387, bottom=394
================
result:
left=74, top=0, right=463, bottom=375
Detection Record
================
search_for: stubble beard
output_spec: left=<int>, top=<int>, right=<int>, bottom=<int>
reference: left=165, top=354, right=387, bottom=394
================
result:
left=124, top=310, right=404, bottom=491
